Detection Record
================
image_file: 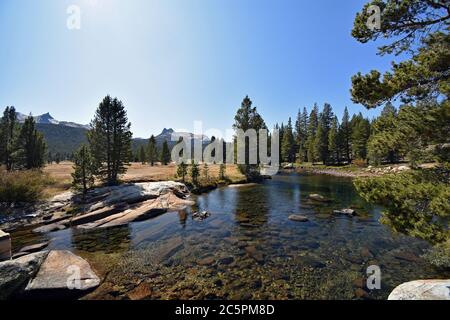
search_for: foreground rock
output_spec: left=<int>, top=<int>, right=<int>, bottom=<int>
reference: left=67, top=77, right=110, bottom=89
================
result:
left=388, top=280, right=450, bottom=300
left=0, top=230, right=11, bottom=261
left=0, top=251, right=48, bottom=299
left=288, top=215, right=309, bottom=222
left=26, top=250, right=100, bottom=293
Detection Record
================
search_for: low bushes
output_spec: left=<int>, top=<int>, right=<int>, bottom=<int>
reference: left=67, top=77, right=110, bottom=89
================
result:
left=0, top=169, right=54, bottom=204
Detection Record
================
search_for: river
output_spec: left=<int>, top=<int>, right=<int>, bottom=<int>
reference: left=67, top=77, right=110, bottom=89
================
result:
left=11, top=172, right=449, bottom=299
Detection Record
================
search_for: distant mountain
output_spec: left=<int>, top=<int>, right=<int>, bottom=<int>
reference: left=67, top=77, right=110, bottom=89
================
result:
left=132, top=128, right=211, bottom=155
left=17, top=112, right=90, bottom=129
left=15, top=112, right=209, bottom=158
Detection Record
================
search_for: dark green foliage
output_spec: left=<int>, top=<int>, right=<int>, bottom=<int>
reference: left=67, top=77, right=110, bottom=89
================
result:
left=202, top=163, right=210, bottom=182
left=88, top=95, right=132, bottom=185
left=176, top=161, right=188, bottom=183
left=36, top=123, right=88, bottom=156
left=219, top=163, right=226, bottom=180
left=161, top=140, right=171, bottom=165
left=0, top=106, right=19, bottom=170
left=190, top=160, right=200, bottom=186
left=295, top=107, right=308, bottom=162
left=306, top=104, right=319, bottom=163
left=351, top=1, right=450, bottom=108
left=328, top=116, right=340, bottom=164
left=15, top=116, right=47, bottom=170
left=147, top=135, right=158, bottom=166
left=72, top=145, right=96, bottom=197
left=351, top=113, right=371, bottom=160
left=233, top=96, right=267, bottom=177
left=340, top=107, right=352, bottom=163
left=139, top=145, right=146, bottom=164
left=355, top=164, right=450, bottom=244
left=281, top=117, right=295, bottom=162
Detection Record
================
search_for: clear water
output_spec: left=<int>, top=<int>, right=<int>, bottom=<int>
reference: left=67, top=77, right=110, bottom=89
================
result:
left=11, top=173, right=449, bottom=300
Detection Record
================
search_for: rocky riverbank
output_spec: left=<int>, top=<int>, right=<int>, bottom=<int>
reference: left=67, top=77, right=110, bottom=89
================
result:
left=0, top=181, right=194, bottom=233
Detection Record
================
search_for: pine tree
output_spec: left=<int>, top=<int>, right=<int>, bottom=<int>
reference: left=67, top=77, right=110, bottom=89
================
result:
left=328, top=116, right=340, bottom=165
left=316, top=103, right=334, bottom=164
left=176, top=160, right=188, bottom=183
left=306, top=104, right=319, bottom=163
left=233, top=96, right=267, bottom=177
left=202, top=163, right=209, bottom=182
left=219, top=163, right=226, bottom=180
left=88, top=95, right=132, bottom=185
left=351, top=113, right=371, bottom=160
left=72, top=145, right=96, bottom=198
left=295, top=107, right=308, bottom=163
left=314, top=122, right=327, bottom=164
left=281, top=117, right=295, bottom=163
left=147, top=135, right=158, bottom=166
left=15, top=116, right=47, bottom=170
left=0, top=106, right=19, bottom=171
left=190, top=160, right=200, bottom=186
left=139, top=145, right=146, bottom=164
left=368, top=102, right=399, bottom=165
left=161, top=140, right=171, bottom=165
left=340, top=107, right=352, bottom=163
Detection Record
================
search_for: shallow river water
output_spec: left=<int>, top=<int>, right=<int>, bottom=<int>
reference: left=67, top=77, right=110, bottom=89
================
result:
left=11, top=173, right=449, bottom=300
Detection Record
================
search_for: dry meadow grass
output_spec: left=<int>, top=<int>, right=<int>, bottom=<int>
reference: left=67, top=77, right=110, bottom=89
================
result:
left=43, top=161, right=246, bottom=197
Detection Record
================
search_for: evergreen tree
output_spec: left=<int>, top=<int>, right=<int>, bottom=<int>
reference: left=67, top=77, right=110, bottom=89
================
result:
left=15, top=116, right=47, bottom=170
left=340, top=107, right=352, bottom=163
left=233, top=96, right=267, bottom=177
left=176, top=160, right=188, bottom=183
left=306, top=104, right=319, bottom=163
left=281, top=117, right=295, bottom=163
left=367, top=102, right=399, bottom=165
left=313, top=122, right=327, bottom=164
left=161, top=140, right=171, bottom=165
left=316, top=103, right=334, bottom=164
left=351, top=113, right=371, bottom=160
left=295, top=107, right=308, bottom=162
left=147, top=135, right=158, bottom=166
left=72, top=145, right=96, bottom=198
left=190, top=160, right=200, bottom=186
left=139, top=145, right=146, bottom=164
left=0, top=106, right=19, bottom=171
left=88, top=95, right=132, bottom=185
left=328, top=116, right=340, bottom=165
left=202, top=163, right=209, bottom=182
left=219, top=163, right=226, bottom=180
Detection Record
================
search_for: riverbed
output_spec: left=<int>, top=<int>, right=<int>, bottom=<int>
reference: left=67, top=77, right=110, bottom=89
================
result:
left=10, top=173, right=449, bottom=299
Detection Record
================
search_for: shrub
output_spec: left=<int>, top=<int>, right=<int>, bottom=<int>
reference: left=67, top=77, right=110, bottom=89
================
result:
left=352, top=158, right=368, bottom=168
left=0, top=169, right=53, bottom=204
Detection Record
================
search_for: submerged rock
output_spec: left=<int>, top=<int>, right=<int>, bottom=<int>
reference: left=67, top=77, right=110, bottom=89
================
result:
left=333, top=209, right=357, bottom=216
left=26, top=250, right=100, bottom=293
left=388, top=280, right=450, bottom=300
left=288, top=215, right=309, bottom=222
left=308, top=194, right=329, bottom=202
left=127, top=282, right=153, bottom=300
left=19, top=242, right=49, bottom=254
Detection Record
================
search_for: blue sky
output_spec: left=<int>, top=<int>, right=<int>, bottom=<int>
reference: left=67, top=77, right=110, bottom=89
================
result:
left=0, top=0, right=396, bottom=138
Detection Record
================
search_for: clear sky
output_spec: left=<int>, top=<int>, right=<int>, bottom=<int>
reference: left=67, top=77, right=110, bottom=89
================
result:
left=0, top=0, right=396, bottom=138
